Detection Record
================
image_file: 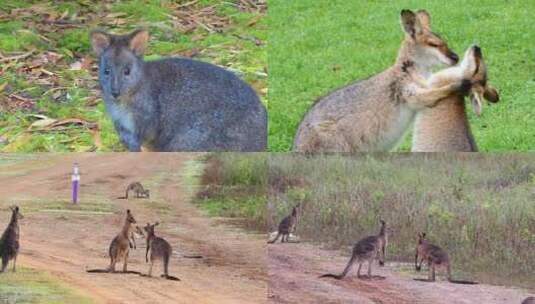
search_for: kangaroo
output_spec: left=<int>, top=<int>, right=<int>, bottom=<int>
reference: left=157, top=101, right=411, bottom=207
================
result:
left=522, top=297, right=535, bottom=304
left=415, top=233, right=477, bottom=284
left=107, top=209, right=136, bottom=272
left=294, top=9, right=469, bottom=152
left=268, top=206, right=298, bottom=244
left=320, top=220, right=387, bottom=279
left=411, top=45, right=500, bottom=152
left=90, top=29, right=267, bottom=152
left=143, top=222, right=178, bottom=280
left=124, top=182, right=150, bottom=199
left=0, top=206, right=23, bottom=273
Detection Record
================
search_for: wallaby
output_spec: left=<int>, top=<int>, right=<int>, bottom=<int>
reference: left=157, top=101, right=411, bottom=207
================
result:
left=143, top=222, right=179, bottom=280
left=294, top=9, right=469, bottom=152
left=414, top=233, right=477, bottom=284
left=268, top=205, right=298, bottom=244
left=123, top=182, right=150, bottom=199
left=411, top=45, right=500, bottom=152
left=90, top=29, right=267, bottom=152
left=0, top=206, right=23, bottom=273
left=320, top=220, right=387, bottom=279
left=107, top=209, right=136, bottom=272
left=522, top=297, right=535, bottom=304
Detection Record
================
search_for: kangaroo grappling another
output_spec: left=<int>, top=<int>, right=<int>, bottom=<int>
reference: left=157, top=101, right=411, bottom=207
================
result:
left=268, top=205, right=299, bottom=244
left=415, top=233, right=478, bottom=284
left=411, top=45, right=500, bottom=151
left=107, top=209, right=137, bottom=272
left=320, top=220, right=387, bottom=279
left=294, top=9, right=469, bottom=152
left=90, top=29, right=267, bottom=152
left=0, top=206, right=23, bottom=273
left=143, top=222, right=179, bottom=280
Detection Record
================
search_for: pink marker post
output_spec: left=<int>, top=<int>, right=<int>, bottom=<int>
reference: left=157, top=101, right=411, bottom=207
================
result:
left=72, top=162, right=80, bottom=204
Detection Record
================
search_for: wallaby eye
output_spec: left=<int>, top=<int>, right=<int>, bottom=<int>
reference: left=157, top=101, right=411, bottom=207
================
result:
left=124, top=67, right=130, bottom=76
left=104, top=68, right=110, bottom=75
left=428, top=42, right=439, bottom=48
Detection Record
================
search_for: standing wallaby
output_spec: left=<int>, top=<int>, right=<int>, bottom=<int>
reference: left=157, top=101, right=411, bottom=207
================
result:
left=415, top=233, right=477, bottom=284
left=143, top=222, right=177, bottom=280
left=124, top=182, right=150, bottom=199
left=268, top=206, right=298, bottom=244
left=0, top=206, right=23, bottom=273
left=411, top=45, right=500, bottom=152
left=320, top=220, right=387, bottom=280
left=107, top=209, right=136, bottom=272
left=294, top=9, right=469, bottom=152
left=90, top=29, right=267, bottom=152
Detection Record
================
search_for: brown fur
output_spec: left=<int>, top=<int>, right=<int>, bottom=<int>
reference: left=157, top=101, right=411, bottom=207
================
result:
left=125, top=182, right=150, bottom=199
left=268, top=205, right=299, bottom=244
left=294, top=10, right=464, bottom=152
left=143, top=222, right=175, bottom=279
left=108, top=209, right=136, bottom=272
left=0, top=206, right=23, bottom=273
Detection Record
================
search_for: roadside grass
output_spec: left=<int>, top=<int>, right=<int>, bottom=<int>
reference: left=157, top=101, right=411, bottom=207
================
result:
left=1, top=197, right=115, bottom=214
left=268, top=153, right=535, bottom=289
left=0, top=0, right=266, bottom=152
left=192, top=153, right=268, bottom=231
left=268, top=0, right=535, bottom=151
left=0, top=267, right=92, bottom=304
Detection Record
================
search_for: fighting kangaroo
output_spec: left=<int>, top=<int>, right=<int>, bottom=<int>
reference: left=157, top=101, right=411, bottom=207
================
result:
left=0, top=206, right=23, bottom=273
left=320, top=220, right=387, bottom=279
left=268, top=205, right=299, bottom=244
left=415, top=232, right=477, bottom=284
left=108, top=209, right=137, bottom=272
left=144, top=222, right=179, bottom=280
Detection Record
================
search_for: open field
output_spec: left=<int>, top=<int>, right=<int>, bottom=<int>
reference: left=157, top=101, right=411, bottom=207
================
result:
left=266, top=153, right=534, bottom=302
left=0, top=153, right=267, bottom=303
left=0, top=0, right=266, bottom=152
left=268, top=0, right=535, bottom=151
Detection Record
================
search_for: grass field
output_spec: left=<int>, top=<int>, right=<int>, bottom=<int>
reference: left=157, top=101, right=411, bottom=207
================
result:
left=268, top=0, right=535, bottom=151
left=0, top=0, right=266, bottom=152
left=267, top=153, right=535, bottom=288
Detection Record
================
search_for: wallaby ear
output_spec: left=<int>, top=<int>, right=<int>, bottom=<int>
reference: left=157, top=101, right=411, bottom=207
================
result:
left=416, top=10, right=431, bottom=30
left=400, top=9, right=423, bottom=38
left=127, top=209, right=131, bottom=214
left=470, top=93, right=483, bottom=116
left=90, top=30, right=111, bottom=56
left=128, top=29, right=149, bottom=56
left=484, top=86, right=500, bottom=103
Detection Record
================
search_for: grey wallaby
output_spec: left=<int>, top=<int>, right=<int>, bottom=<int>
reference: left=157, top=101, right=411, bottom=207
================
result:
left=414, top=232, right=477, bottom=284
left=268, top=205, right=299, bottom=244
left=320, top=220, right=387, bottom=279
left=0, top=206, right=23, bottom=273
left=90, top=29, right=267, bottom=152
left=143, top=222, right=179, bottom=280
left=108, top=209, right=137, bottom=272
left=124, top=182, right=150, bottom=199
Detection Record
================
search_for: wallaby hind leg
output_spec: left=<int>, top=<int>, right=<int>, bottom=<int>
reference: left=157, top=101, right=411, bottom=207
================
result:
left=12, top=254, right=17, bottom=272
left=163, top=255, right=170, bottom=278
left=108, top=257, right=116, bottom=272
left=356, top=263, right=362, bottom=277
left=268, top=232, right=281, bottom=244
left=1, top=256, right=8, bottom=273
left=148, top=260, right=154, bottom=277
left=367, top=260, right=372, bottom=278
left=122, top=251, right=129, bottom=272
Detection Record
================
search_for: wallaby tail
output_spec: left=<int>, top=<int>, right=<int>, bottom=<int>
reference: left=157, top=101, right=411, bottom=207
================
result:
left=162, top=274, right=181, bottom=281
left=86, top=269, right=110, bottom=273
left=117, top=196, right=127, bottom=199
left=182, top=254, right=203, bottom=259
left=448, top=279, right=478, bottom=285
left=319, top=253, right=357, bottom=280
left=268, top=232, right=281, bottom=244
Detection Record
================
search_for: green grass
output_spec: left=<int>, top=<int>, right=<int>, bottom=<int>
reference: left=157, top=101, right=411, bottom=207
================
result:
left=0, top=267, right=92, bottom=304
left=268, top=153, right=535, bottom=289
left=268, top=0, right=535, bottom=151
left=0, top=1, right=266, bottom=152
left=1, top=197, right=115, bottom=214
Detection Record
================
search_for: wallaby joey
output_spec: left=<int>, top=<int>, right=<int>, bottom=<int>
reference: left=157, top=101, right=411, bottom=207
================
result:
left=143, top=222, right=177, bottom=280
left=411, top=45, right=500, bottom=152
left=90, top=29, right=267, bottom=152
left=320, top=220, right=387, bottom=280
left=415, top=233, right=477, bottom=284
left=125, top=182, right=150, bottom=199
left=108, top=209, right=136, bottom=272
left=268, top=205, right=298, bottom=244
left=294, top=9, right=468, bottom=152
left=0, top=206, right=23, bottom=273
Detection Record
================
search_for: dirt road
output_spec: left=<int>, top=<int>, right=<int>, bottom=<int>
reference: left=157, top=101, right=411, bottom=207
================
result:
left=268, top=242, right=533, bottom=304
left=0, top=153, right=266, bottom=304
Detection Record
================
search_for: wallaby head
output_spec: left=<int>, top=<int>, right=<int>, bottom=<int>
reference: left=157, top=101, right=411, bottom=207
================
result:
left=418, top=232, right=427, bottom=244
left=125, top=209, right=136, bottom=224
left=90, top=29, right=149, bottom=102
left=466, top=46, right=500, bottom=115
left=291, top=207, right=297, bottom=217
left=144, top=189, right=150, bottom=198
left=143, top=222, right=159, bottom=238
left=9, top=206, right=23, bottom=221
left=399, top=9, right=458, bottom=69
left=134, top=226, right=145, bottom=237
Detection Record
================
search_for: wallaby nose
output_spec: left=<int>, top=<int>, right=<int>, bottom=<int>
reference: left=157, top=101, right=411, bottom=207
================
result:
left=112, top=91, right=120, bottom=98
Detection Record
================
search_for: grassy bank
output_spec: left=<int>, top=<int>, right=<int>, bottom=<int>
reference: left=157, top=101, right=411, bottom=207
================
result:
left=268, top=0, right=535, bottom=151
left=268, top=153, right=535, bottom=288
left=0, top=0, right=266, bottom=152
left=193, top=153, right=268, bottom=231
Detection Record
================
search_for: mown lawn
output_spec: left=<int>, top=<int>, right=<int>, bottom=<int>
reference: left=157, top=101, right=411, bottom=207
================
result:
left=268, top=0, right=535, bottom=151
left=0, top=0, right=266, bottom=152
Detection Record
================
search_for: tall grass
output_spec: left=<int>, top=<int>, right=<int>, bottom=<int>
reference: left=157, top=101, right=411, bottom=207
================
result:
left=268, top=153, right=535, bottom=288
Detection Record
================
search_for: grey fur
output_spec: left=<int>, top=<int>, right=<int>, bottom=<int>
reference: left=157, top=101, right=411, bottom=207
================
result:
left=0, top=206, right=23, bottom=273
